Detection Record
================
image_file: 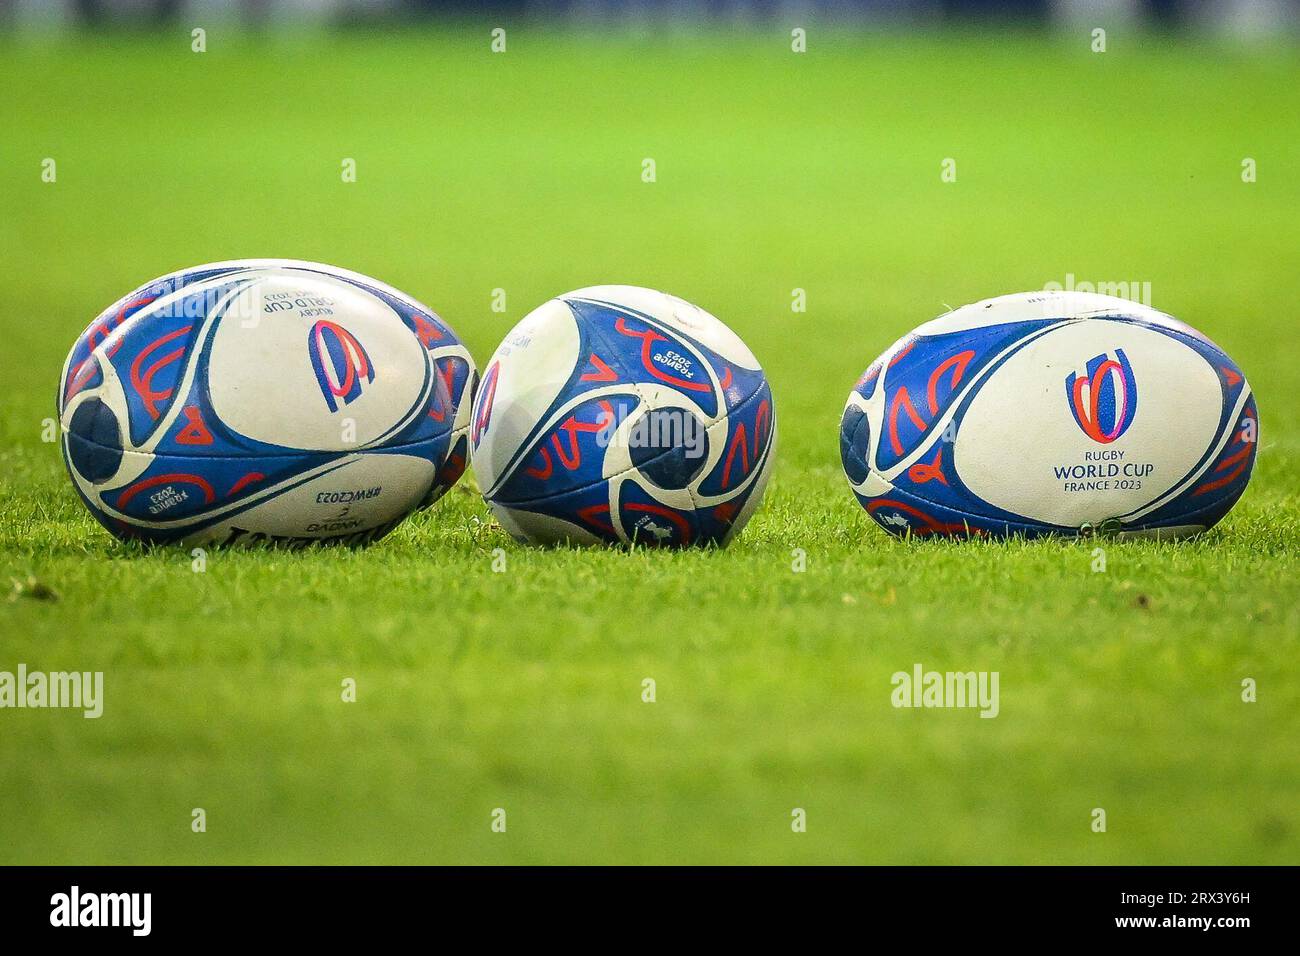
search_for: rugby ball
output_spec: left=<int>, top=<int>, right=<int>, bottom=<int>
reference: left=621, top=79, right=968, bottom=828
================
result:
left=470, top=285, right=775, bottom=547
left=840, top=291, right=1258, bottom=539
left=59, top=259, right=477, bottom=546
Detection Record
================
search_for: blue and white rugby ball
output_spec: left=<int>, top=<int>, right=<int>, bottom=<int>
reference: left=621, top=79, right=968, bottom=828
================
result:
left=59, top=260, right=476, bottom=546
left=470, top=285, right=775, bottom=547
left=840, top=291, right=1258, bottom=539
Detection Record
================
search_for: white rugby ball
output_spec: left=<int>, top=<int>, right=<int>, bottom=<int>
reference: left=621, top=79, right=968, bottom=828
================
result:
left=59, top=260, right=477, bottom=546
left=469, top=285, right=775, bottom=547
left=840, top=291, right=1259, bottom=539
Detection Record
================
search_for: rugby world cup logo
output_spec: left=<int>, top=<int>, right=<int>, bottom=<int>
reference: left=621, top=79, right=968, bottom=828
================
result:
left=309, top=320, right=374, bottom=412
left=471, top=361, right=500, bottom=446
left=1065, top=349, right=1138, bottom=444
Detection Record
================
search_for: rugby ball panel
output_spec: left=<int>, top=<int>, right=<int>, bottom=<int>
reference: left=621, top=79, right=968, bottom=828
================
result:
left=469, top=297, right=585, bottom=498
left=564, top=285, right=762, bottom=373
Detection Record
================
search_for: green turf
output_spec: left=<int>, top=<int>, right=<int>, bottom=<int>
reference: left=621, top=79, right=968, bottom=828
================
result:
left=1, top=27, right=1298, bottom=864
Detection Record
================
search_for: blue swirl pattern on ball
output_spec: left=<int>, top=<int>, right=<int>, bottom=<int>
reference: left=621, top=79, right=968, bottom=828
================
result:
left=471, top=287, right=775, bottom=547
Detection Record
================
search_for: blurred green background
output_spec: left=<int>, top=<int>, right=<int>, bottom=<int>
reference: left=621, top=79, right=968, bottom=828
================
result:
left=1, top=28, right=1297, bottom=863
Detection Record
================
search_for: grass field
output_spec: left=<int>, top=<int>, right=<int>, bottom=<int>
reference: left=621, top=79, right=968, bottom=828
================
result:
left=1, top=26, right=1298, bottom=865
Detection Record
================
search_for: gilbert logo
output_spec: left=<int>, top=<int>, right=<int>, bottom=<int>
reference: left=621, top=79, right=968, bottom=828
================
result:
left=50, top=886, right=151, bottom=936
